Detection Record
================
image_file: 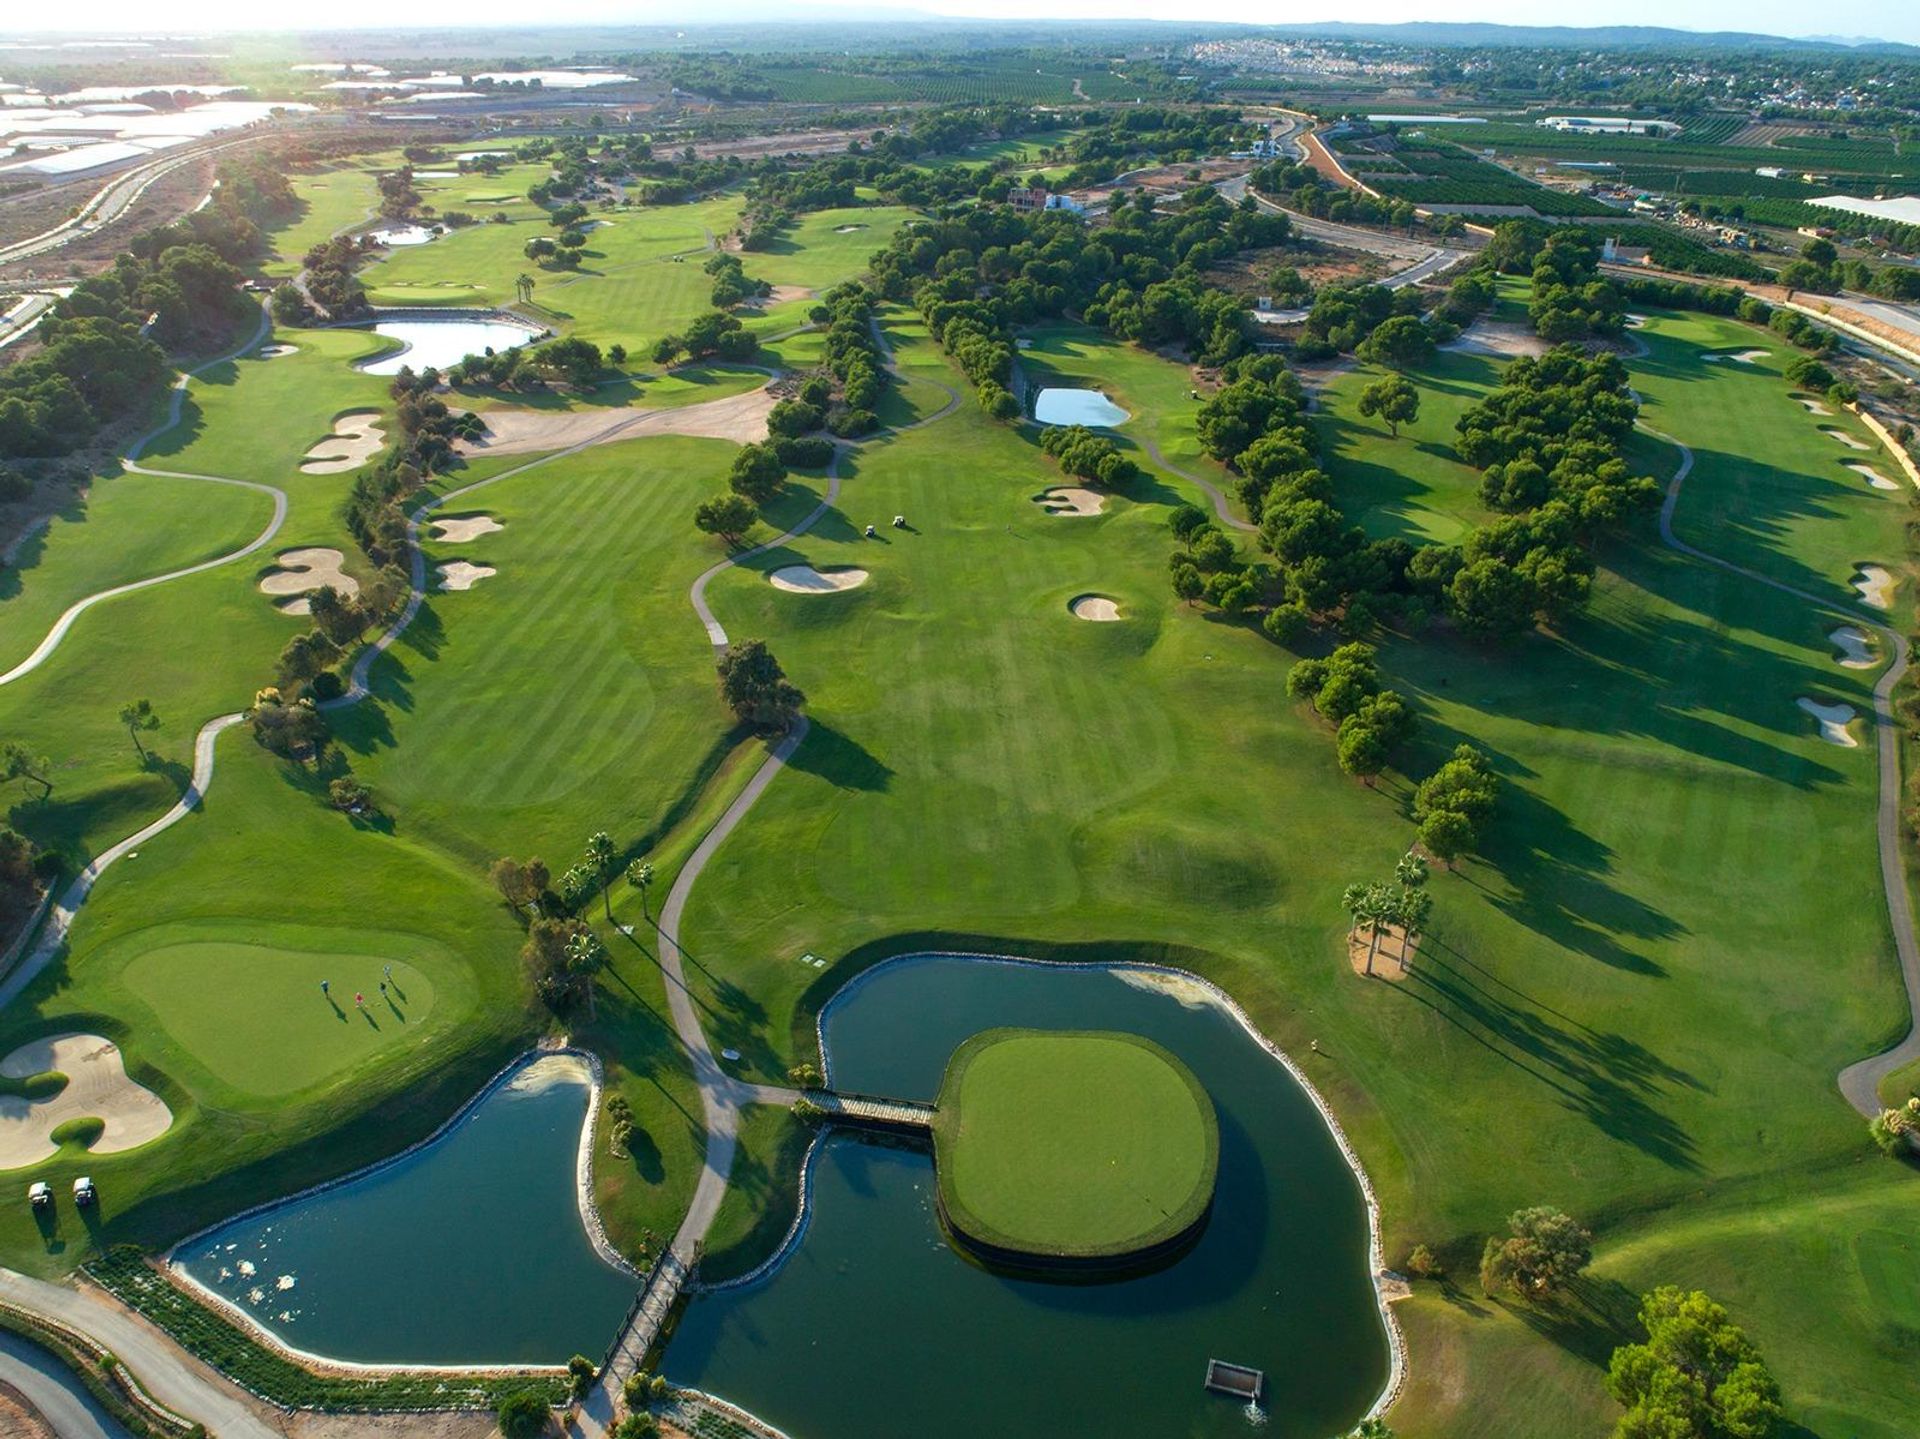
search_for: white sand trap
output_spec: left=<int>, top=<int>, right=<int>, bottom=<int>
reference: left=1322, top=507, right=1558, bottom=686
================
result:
left=1830, top=625, right=1876, bottom=668
left=256, top=344, right=298, bottom=359
left=299, top=411, right=385, bottom=475
left=1705, top=349, right=1769, bottom=364
left=1854, top=565, right=1895, bottom=610
left=0, top=1033, right=172, bottom=1170
left=1822, top=428, right=1871, bottom=451
left=457, top=386, right=776, bottom=457
left=833, top=224, right=867, bottom=233
left=436, top=561, right=497, bottom=591
left=260, top=548, right=360, bottom=616
left=1069, top=594, right=1122, bottom=621
left=428, top=513, right=504, bottom=543
left=768, top=565, right=869, bottom=594
left=1035, top=487, right=1106, bottom=516
left=1443, top=322, right=1549, bottom=360
left=1624, top=314, right=1648, bottom=329
left=1846, top=462, right=1901, bottom=491
left=1799, top=397, right=1835, bottom=416
left=1797, top=696, right=1859, bottom=747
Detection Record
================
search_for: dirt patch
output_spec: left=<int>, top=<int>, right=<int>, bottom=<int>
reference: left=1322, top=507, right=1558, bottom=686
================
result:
left=299, top=411, right=384, bottom=475
left=1854, top=565, right=1895, bottom=609
left=428, top=514, right=504, bottom=543
left=768, top=565, right=867, bottom=593
left=1797, top=696, right=1859, bottom=747
left=0, top=1033, right=173, bottom=1170
left=1069, top=594, right=1121, bottom=621
left=436, top=561, right=496, bottom=591
left=1846, top=462, right=1900, bottom=491
left=1349, top=924, right=1420, bottom=980
left=260, top=548, right=360, bottom=617
left=0, top=1383, right=52, bottom=1439
left=1034, top=486, right=1106, bottom=516
left=456, top=385, right=776, bottom=458
left=1444, top=321, right=1548, bottom=359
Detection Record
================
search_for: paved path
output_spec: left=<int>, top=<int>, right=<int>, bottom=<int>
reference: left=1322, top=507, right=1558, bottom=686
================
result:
left=689, top=447, right=845, bottom=652
left=0, top=309, right=286, bottom=689
left=1649, top=424, right=1920, bottom=1115
left=1136, top=435, right=1255, bottom=534
left=0, top=1270, right=279, bottom=1439
left=0, top=1327, right=133, bottom=1439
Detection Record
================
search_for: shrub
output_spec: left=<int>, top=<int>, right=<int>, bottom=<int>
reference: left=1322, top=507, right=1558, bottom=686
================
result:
left=828, top=408, right=878, bottom=437
left=774, top=435, right=834, bottom=468
left=497, top=1389, right=551, bottom=1438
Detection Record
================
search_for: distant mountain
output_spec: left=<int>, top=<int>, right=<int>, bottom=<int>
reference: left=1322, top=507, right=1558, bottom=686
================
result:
left=1263, top=21, right=1917, bottom=54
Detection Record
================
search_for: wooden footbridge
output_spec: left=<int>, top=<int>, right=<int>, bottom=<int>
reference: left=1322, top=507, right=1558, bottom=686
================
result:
left=808, top=1090, right=937, bottom=1134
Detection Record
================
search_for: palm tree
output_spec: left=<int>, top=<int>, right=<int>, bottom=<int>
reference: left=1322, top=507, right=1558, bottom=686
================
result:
left=515, top=272, right=535, bottom=305
left=1342, top=883, right=1370, bottom=950
left=627, top=859, right=655, bottom=922
left=1395, top=885, right=1433, bottom=969
left=585, top=831, right=616, bottom=921
left=1394, top=851, right=1429, bottom=890
left=565, top=930, right=607, bottom=1021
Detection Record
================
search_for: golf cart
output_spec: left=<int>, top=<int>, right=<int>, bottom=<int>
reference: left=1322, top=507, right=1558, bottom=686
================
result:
left=72, top=1176, right=96, bottom=1207
left=27, top=1181, right=50, bottom=1212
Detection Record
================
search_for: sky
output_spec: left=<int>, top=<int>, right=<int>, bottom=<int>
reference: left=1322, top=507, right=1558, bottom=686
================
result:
left=2, top=0, right=1916, bottom=46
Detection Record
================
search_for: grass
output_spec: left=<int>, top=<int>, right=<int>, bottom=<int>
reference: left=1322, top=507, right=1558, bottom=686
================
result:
left=738, top=206, right=919, bottom=292
left=933, top=1028, right=1217, bottom=1259
left=262, top=162, right=383, bottom=277
left=699, top=1102, right=811, bottom=1284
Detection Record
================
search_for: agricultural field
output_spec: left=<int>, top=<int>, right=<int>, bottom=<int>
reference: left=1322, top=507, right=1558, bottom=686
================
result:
left=1362, top=141, right=1622, bottom=216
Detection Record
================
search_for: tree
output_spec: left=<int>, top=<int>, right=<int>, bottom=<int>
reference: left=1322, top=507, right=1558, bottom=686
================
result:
left=729, top=443, right=787, bottom=505
left=327, top=776, right=372, bottom=812
left=566, top=928, right=608, bottom=1020
left=495, top=1388, right=550, bottom=1439
left=1170, top=562, right=1204, bottom=606
left=1356, top=375, right=1419, bottom=438
left=693, top=493, right=757, bottom=544
left=1342, top=880, right=1396, bottom=974
left=1417, top=809, right=1475, bottom=868
left=585, top=831, right=617, bottom=921
left=1480, top=1206, right=1592, bottom=1298
left=1606, top=1287, right=1782, bottom=1439
left=1169, top=503, right=1211, bottom=547
left=514, top=273, right=535, bottom=305
left=490, top=857, right=549, bottom=916
left=716, top=640, right=805, bottom=731
left=1355, top=314, right=1434, bottom=370
left=118, top=698, right=160, bottom=760
left=1414, top=744, right=1499, bottom=866
left=627, top=859, right=655, bottom=921
left=0, top=742, right=51, bottom=800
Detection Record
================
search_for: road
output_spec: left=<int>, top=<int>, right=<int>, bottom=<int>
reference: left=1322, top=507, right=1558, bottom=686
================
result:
left=1216, top=173, right=1472, bottom=289
left=0, top=1327, right=133, bottom=1439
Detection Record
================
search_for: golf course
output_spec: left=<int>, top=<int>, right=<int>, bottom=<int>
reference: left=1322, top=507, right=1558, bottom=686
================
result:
left=0, top=128, right=1915, bottom=1439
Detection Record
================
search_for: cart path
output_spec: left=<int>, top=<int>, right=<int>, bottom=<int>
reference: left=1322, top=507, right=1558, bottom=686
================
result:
left=0, top=309, right=285, bottom=688
left=1648, top=423, right=1919, bottom=1115
left=1136, top=434, right=1256, bottom=533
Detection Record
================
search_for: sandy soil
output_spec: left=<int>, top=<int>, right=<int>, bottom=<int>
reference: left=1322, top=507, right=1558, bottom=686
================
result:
left=767, top=564, right=868, bottom=593
left=1830, top=625, right=1876, bottom=668
left=1069, top=594, right=1121, bottom=621
left=1799, top=397, right=1835, bottom=416
left=1035, top=486, right=1106, bottom=516
left=1822, top=427, right=1872, bottom=451
left=436, top=561, right=496, bottom=591
left=256, top=344, right=298, bottom=359
left=0, top=1384, right=52, bottom=1439
left=299, top=412, right=385, bottom=475
left=455, top=386, right=775, bottom=458
left=1846, top=462, right=1901, bottom=491
left=1855, top=565, right=1896, bottom=609
left=761, top=284, right=812, bottom=305
left=1705, top=349, right=1770, bottom=365
left=1624, top=314, right=1648, bottom=329
left=0, top=1033, right=172, bottom=1169
left=1349, top=923, right=1419, bottom=981
left=1443, top=322, right=1548, bottom=360
left=259, top=548, right=360, bottom=617
left=1797, top=696, right=1859, bottom=747
left=428, top=514, right=504, bottom=543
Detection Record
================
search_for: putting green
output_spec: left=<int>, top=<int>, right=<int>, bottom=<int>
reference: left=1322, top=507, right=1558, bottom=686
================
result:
left=123, top=938, right=438, bottom=1098
left=933, top=1028, right=1217, bottom=1262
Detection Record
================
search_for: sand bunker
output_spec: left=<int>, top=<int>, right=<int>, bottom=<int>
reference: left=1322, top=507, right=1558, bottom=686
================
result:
left=299, top=411, right=384, bottom=475
left=0, top=1033, right=172, bottom=1170
left=457, top=386, right=776, bottom=457
left=1069, top=594, right=1122, bottom=622
left=1443, top=322, right=1549, bottom=359
left=257, top=344, right=298, bottom=359
left=260, top=548, right=360, bottom=616
left=1799, top=397, right=1835, bottom=416
left=1705, top=349, right=1769, bottom=365
left=1797, top=696, right=1859, bottom=747
left=1854, top=565, right=1895, bottom=610
left=1035, top=487, right=1106, bottom=516
left=1830, top=625, right=1876, bottom=668
left=436, top=561, right=496, bottom=591
left=428, top=513, right=504, bottom=543
left=833, top=224, right=867, bottom=233
left=1846, top=462, right=1901, bottom=491
left=1624, top=314, right=1648, bottom=329
left=1822, top=428, right=1871, bottom=451
left=768, top=565, right=869, bottom=594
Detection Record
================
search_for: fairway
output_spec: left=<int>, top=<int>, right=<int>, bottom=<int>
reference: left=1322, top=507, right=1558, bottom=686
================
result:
left=934, top=1028, right=1217, bottom=1260
left=122, top=938, right=438, bottom=1098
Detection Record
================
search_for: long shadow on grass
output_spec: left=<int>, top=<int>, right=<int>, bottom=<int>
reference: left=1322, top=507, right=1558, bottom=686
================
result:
left=1499, top=1274, right=1642, bottom=1371
left=784, top=722, right=891, bottom=792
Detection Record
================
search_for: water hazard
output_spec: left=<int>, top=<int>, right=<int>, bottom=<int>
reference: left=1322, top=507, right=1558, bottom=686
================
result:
left=1033, top=387, right=1130, bottom=427
left=358, top=317, right=538, bottom=377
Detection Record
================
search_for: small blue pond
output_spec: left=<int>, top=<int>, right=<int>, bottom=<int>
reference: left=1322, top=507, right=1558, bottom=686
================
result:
left=173, top=1053, right=635, bottom=1366
left=1033, top=387, right=1130, bottom=427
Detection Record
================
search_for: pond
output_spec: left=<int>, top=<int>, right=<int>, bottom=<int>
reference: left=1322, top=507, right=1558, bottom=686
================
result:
left=1033, top=387, right=1130, bottom=427
left=358, top=318, right=538, bottom=377
left=172, top=1053, right=635, bottom=1367
left=368, top=224, right=439, bottom=247
left=665, top=956, right=1392, bottom=1439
